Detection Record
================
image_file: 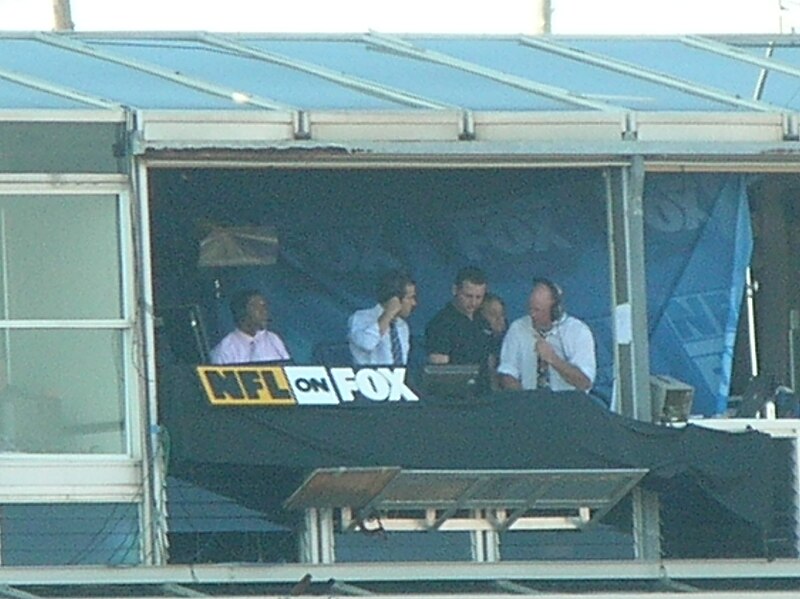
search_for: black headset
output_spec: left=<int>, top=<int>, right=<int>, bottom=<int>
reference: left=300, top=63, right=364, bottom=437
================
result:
left=532, top=278, right=564, bottom=322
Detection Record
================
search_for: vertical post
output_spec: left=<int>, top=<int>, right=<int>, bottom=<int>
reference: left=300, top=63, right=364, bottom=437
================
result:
left=631, top=487, right=661, bottom=561
left=52, top=0, right=75, bottom=31
left=470, top=510, right=499, bottom=562
left=0, top=207, right=13, bottom=391
left=533, top=0, right=552, bottom=34
left=605, top=157, right=652, bottom=421
left=606, top=158, right=661, bottom=560
left=319, top=507, right=336, bottom=564
left=751, top=177, right=791, bottom=384
left=794, top=437, right=800, bottom=558
left=470, top=521, right=486, bottom=562
left=746, top=267, right=760, bottom=378
left=301, top=509, right=320, bottom=564
left=130, top=114, right=168, bottom=565
left=790, top=309, right=800, bottom=392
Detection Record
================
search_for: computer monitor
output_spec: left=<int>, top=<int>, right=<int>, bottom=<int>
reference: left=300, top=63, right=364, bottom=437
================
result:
left=649, top=374, right=694, bottom=423
left=421, top=364, right=481, bottom=400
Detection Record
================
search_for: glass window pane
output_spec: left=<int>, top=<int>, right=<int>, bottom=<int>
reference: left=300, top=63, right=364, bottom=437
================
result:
left=251, top=39, right=578, bottom=110
left=0, top=195, right=123, bottom=319
left=0, top=40, right=234, bottom=110
left=0, top=123, right=123, bottom=173
left=81, top=38, right=402, bottom=110
left=1, top=503, right=140, bottom=566
left=0, top=329, right=127, bottom=454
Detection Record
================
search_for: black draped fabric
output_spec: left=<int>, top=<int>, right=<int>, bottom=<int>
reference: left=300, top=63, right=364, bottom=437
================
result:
left=162, top=366, right=777, bottom=533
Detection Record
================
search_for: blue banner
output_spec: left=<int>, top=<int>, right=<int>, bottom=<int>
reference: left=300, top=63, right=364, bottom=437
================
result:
left=644, top=174, right=752, bottom=415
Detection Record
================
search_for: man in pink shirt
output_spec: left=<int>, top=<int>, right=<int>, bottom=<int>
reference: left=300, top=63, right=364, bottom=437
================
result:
left=210, top=289, right=291, bottom=365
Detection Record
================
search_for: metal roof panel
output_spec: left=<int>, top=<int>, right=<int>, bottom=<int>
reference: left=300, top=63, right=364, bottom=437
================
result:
left=0, top=75, right=96, bottom=109
left=0, top=33, right=799, bottom=117
left=242, top=37, right=585, bottom=111
left=0, top=37, right=252, bottom=109
left=744, top=45, right=800, bottom=107
left=415, top=38, right=747, bottom=112
left=567, top=38, right=767, bottom=104
left=80, top=36, right=407, bottom=110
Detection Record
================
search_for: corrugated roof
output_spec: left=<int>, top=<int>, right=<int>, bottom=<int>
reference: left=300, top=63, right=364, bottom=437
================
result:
left=1, top=31, right=799, bottom=113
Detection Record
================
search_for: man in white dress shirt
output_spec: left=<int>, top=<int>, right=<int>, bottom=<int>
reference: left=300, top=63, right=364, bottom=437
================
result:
left=348, top=270, right=418, bottom=365
left=210, top=289, right=291, bottom=365
left=498, top=278, right=595, bottom=392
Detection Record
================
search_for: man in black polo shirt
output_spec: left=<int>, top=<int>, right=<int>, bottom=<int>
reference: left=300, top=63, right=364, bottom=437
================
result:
left=425, top=267, right=493, bottom=388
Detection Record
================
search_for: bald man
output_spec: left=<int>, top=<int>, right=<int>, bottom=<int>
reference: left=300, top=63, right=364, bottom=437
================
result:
left=498, top=279, right=595, bottom=392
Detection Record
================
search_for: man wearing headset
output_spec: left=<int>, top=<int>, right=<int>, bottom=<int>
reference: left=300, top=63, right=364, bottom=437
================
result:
left=498, top=278, right=596, bottom=392
left=348, top=269, right=418, bottom=365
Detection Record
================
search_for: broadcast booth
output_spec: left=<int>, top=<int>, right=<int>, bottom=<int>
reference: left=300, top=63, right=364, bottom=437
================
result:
left=2, top=30, right=800, bottom=595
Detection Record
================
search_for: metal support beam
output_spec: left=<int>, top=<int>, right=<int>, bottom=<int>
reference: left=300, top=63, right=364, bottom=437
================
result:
left=794, top=437, right=800, bottom=558
left=33, top=33, right=293, bottom=110
left=130, top=135, right=168, bottom=566
left=3, top=559, right=800, bottom=586
left=683, top=35, right=800, bottom=82
left=198, top=33, right=456, bottom=110
left=0, top=67, right=120, bottom=109
left=363, top=32, right=625, bottom=112
left=605, top=157, right=652, bottom=420
left=606, top=159, right=661, bottom=561
left=631, top=486, right=662, bottom=561
left=470, top=510, right=500, bottom=562
left=520, top=36, right=781, bottom=112
left=300, top=508, right=336, bottom=564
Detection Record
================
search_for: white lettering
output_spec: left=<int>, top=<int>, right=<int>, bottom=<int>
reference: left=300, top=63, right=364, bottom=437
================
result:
left=355, top=369, right=391, bottom=401
left=329, top=367, right=359, bottom=402
left=376, top=367, right=419, bottom=401
left=285, top=366, right=339, bottom=405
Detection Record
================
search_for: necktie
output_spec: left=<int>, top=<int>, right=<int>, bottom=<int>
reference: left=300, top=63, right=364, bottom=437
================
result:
left=249, top=339, right=257, bottom=362
left=389, top=321, right=403, bottom=365
left=536, top=353, right=550, bottom=389
left=535, top=332, right=549, bottom=389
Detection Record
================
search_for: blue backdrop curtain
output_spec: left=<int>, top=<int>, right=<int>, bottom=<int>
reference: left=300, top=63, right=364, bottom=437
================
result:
left=152, top=169, right=752, bottom=416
